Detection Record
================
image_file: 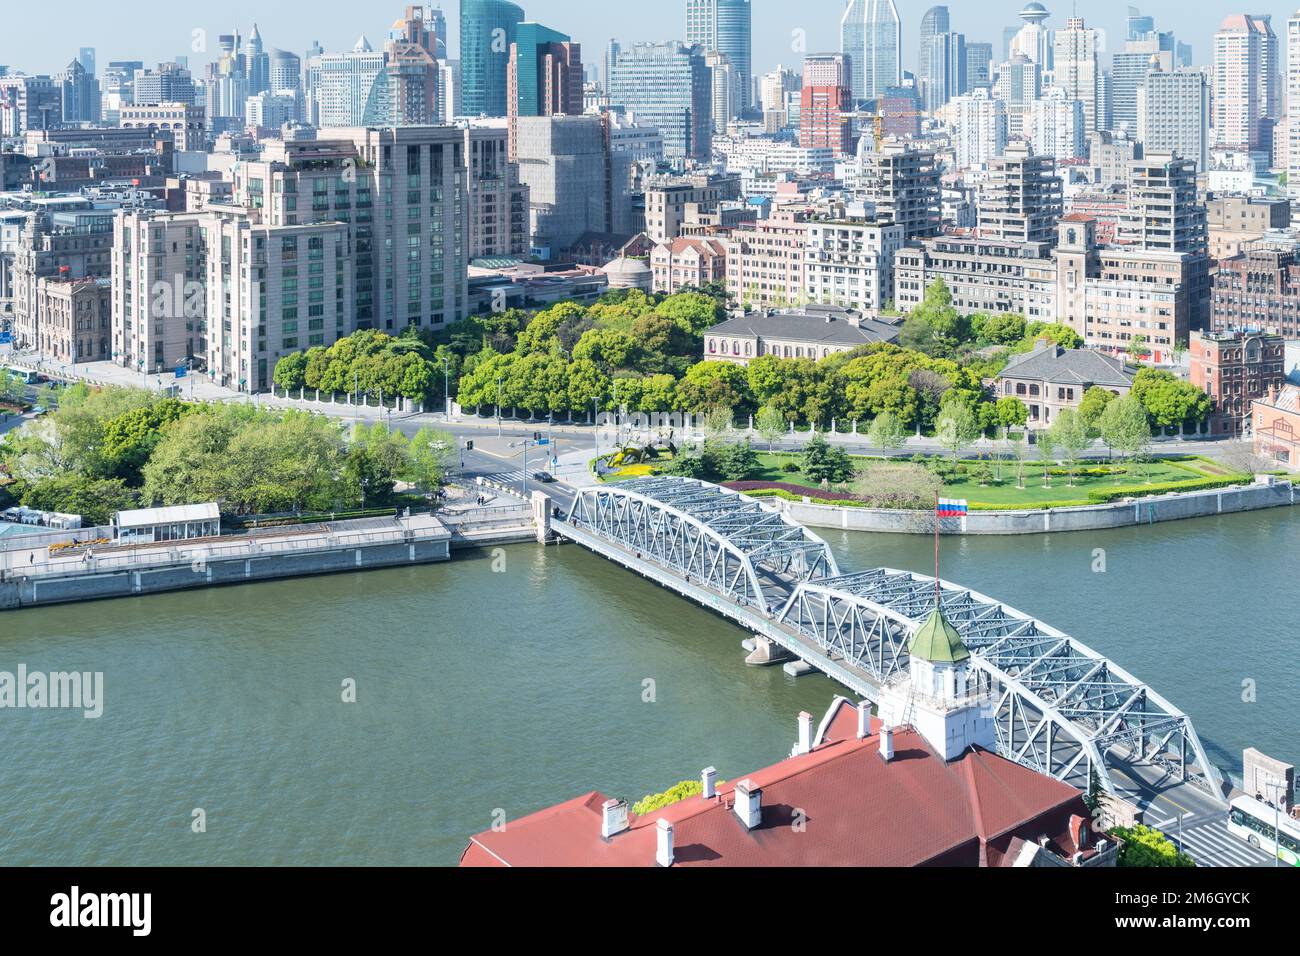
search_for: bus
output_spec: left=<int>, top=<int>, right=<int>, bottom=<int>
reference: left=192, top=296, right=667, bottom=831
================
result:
left=1, top=366, right=39, bottom=385
left=1227, top=795, right=1300, bottom=866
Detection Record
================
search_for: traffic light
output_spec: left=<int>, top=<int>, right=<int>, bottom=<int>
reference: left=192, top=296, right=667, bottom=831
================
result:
left=465, top=441, right=474, bottom=451
left=533, top=432, right=542, bottom=442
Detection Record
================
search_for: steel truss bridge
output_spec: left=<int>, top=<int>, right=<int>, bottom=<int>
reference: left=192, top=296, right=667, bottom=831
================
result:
left=557, top=477, right=1224, bottom=802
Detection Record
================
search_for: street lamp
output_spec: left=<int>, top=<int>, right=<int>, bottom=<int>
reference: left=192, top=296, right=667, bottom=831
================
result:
left=1265, top=780, right=1289, bottom=868
left=496, top=373, right=503, bottom=438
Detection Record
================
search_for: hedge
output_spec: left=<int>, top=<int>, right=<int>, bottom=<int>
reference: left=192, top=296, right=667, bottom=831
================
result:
left=1084, top=476, right=1249, bottom=505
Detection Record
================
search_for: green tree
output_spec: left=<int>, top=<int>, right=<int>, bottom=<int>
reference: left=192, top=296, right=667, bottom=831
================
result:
left=994, top=396, right=1030, bottom=431
left=755, top=404, right=787, bottom=452
left=406, top=428, right=456, bottom=493
left=1099, top=397, right=1153, bottom=478
left=867, top=410, right=908, bottom=454
left=1078, top=386, right=1117, bottom=433
left=274, top=352, right=309, bottom=392
left=22, top=475, right=139, bottom=526
left=802, top=434, right=855, bottom=484
left=1047, top=408, right=1092, bottom=485
left=1131, top=368, right=1212, bottom=432
left=720, top=441, right=760, bottom=481
left=936, top=392, right=980, bottom=463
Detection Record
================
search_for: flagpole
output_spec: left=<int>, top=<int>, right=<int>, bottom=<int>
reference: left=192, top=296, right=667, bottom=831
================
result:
left=934, top=493, right=941, bottom=609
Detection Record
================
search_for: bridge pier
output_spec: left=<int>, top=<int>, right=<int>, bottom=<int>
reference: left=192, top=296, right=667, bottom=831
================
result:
left=745, top=636, right=793, bottom=667
left=531, top=491, right=552, bottom=544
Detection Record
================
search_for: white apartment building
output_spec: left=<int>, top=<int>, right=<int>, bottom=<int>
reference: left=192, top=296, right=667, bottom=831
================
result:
left=951, top=88, right=1007, bottom=170
left=1028, top=88, right=1085, bottom=163
left=803, top=218, right=904, bottom=313
left=1053, top=17, right=1102, bottom=134
left=1214, top=13, right=1280, bottom=152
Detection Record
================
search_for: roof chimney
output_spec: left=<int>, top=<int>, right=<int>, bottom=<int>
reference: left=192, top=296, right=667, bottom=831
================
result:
left=880, top=727, right=895, bottom=763
left=601, top=798, right=629, bottom=840
left=795, top=711, right=814, bottom=755
left=656, top=818, right=674, bottom=867
left=701, top=766, right=717, bottom=800
left=734, top=779, right=762, bottom=830
left=857, top=700, right=871, bottom=740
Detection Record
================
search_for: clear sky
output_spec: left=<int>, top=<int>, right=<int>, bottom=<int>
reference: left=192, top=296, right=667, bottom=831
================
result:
left=1, top=1, right=1296, bottom=78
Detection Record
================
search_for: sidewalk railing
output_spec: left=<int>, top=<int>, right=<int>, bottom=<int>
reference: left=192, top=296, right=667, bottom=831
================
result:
left=8, top=519, right=449, bottom=582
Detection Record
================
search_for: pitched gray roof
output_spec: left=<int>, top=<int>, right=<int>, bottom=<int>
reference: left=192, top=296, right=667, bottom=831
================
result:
left=707, top=308, right=902, bottom=348
left=1000, top=345, right=1137, bottom=388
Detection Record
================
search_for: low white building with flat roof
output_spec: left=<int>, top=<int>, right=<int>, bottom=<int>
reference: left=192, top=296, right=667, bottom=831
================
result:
left=115, top=503, right=220, bottom=543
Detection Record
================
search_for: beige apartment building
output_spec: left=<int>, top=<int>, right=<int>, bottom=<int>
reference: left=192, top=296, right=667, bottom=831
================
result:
left=724, top=208, right=810, bottom=309
left=650, top=237, right=726, bottom=294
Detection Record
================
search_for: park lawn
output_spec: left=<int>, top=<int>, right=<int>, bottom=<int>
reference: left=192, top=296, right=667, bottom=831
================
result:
left=750, top=452, right=1237, bottom=509
left=942, top=459, right=1227, bottom=508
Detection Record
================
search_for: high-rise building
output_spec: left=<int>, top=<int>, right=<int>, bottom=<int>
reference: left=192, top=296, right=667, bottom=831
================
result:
left=78, top=48, right=96, bottom=77
left=134, top=63, right=196, bottom=106
left=0, top=75, right=61, bottom=136
left=705, top=51, right=743, bottom=134
left=686, top=0, right=753, bottom=110
left=1117, top=151, right=1208, bottom=255
left=841, top=0, right=901, bottom=105
left=460, top=0, right=524, bottom=117
left=855, top=141, right=941, bottom=239
left=384, top=5, right=442, bottom=126
left=994, top=54, right=1041, bottom=138
left=1138, top=67, right=1210, bottom=172
left=923, top=32, right=967, bottom=111
left=1214, top=13, right=1280, bottom=153
left=1009, top=1, right=1053, bottom=70
left=1028, top=87, right=1085, bottom=162
left=246, top=24, right=271, bottom=96
left=978, top=142, right=1063, bottom=244
left=514, top=114, right=611, bottom=257
left=307, top=37, right=386, bottom=127
left=918, top=6, right=950, bottom=107
left=609, top=42, right=712, bottom=162
left=966, top=43, right=993, bottom=90
left=464, top=123, right=531, bottom=259
left=800, top=54, right=852, bottom=157
left=57, top=60, right=101, bottom=124
left=508, top=23, right=583, bottom=161
left=1053, top=17, right=1102, bottom=134
left=952, top=88, right=1007, bottom=169
left=1110, top=51, right=1156, bottom=135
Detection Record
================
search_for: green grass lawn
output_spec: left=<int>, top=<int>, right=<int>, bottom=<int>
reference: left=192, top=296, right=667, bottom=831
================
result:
left=939, top=460, right=1216, bottom=508
left=597, top=447, right=1247, bottom=508
left=749, top=452, right=1237, bottom=508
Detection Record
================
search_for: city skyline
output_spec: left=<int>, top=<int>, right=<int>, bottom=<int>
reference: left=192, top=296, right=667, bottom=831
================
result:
left=3, top=0, right=1297, bottom=78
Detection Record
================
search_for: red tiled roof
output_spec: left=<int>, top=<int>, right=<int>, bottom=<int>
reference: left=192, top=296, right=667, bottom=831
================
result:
left=460, top=699, right=1087, bottom=868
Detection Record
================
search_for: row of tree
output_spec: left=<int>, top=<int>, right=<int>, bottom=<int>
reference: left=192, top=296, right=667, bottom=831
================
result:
left=0, top=384, right=455, bottom=522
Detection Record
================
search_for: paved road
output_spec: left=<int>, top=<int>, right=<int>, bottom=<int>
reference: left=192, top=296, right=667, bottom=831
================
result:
left=1108, top=757, right=1274, bottom=868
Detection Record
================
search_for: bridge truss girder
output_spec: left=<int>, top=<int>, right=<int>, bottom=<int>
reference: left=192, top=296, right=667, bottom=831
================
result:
left=780, top=568, right=1224, bottom=799
left=565, top=479, right=840, bottom=615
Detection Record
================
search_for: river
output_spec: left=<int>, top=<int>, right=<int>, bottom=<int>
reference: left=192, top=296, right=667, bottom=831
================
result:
left=0, top=508, right=1296, bottom=866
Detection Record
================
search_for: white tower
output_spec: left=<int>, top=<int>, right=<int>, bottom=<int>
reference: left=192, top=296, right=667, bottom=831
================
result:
left=877, top=606, right=996, bottom=761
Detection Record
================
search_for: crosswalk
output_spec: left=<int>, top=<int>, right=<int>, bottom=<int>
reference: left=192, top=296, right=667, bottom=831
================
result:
left=1147, top=814, right=1275, bottom=868
left=483, top=471, right=530, bottom=488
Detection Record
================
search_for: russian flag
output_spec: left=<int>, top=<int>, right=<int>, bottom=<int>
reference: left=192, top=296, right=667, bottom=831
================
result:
left=937, top=498, right=968, bottom=518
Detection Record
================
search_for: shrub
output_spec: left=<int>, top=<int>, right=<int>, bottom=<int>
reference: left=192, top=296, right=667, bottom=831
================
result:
left=632, top=779, right=724, bottom=816
left=1085, top=477, right=1245, bottom=504
left=1110, top=825, right=1197, bottom=868
left=781, top=461, right=801, bottom=474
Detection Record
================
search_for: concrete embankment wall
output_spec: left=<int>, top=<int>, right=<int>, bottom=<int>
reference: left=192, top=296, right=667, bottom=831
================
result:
left=0, top=538, right=453, bottom=611
left=768, top=481, right=1298, bottom=536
